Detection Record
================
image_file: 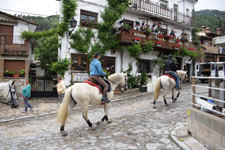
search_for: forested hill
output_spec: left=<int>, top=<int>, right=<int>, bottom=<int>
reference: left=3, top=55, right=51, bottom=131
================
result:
left=22, top=15, right=59, bottom=31
left=196, top=9, right=225, bottom=33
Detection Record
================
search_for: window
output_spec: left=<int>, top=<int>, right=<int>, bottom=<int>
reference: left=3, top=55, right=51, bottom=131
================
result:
left=101, top=56, right=115, bottom=74
left=71, top=54, right=89, bottom=71
left=80, top=10, right=98, bottom=27
left=4, top=60, right=25, bottom=77
left=186, top=8, right=190, bottom=16
left=138, top=59, right=152, bottom=73
left=160, top=0, right=168, bottom=8
left=123, top=19, right=134, bottom=29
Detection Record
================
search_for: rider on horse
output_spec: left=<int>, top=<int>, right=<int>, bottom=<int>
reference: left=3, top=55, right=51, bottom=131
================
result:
left=90, top=52, right=110, bottom=103
left=165, top=54, right=181, bottom=90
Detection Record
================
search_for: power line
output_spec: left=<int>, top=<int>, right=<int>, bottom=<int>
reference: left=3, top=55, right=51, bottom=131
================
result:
left=0, top=8, right=56, bottom=17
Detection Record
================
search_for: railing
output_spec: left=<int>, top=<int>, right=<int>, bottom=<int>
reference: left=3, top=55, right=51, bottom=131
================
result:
left=203, top=45, right=218, bottom=54
left=192, top=76, right=225, bottom=117
left=5, top=35, right=24, bottom=44
left=129, top=0, right=193, bottom=26
left=119, top=28, right=198, bottom=51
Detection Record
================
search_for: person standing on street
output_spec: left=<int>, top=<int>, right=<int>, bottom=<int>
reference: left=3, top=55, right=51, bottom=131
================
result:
left=56, top=76, right=66, bottom=103
left=22, top=79, right=33, bottom=113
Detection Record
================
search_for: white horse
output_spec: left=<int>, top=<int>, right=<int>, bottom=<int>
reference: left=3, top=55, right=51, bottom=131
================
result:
left=153, top=70, right=187, bottom=108
left=57, top=72, right=128, bottom=136
left=0, top=80, right=19, bottom=107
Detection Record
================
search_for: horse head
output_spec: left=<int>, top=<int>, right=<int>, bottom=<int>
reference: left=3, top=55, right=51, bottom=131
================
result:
left=108, top=72, right=128, bottom=93
left=177, top=70, right=187, bottom=80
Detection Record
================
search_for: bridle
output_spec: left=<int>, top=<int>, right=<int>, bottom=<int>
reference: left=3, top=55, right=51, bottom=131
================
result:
left=107, top=75, right=128, bottom=93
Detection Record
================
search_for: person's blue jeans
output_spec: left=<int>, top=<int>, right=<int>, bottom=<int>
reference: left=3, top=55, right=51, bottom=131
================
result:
left=58, top=93, right=65, bottom=103
left=24, top=98, right=32, bottom=112
left=171, top=72, right=179, bottom=88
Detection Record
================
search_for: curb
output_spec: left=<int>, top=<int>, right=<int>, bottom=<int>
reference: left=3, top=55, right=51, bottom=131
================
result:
left=0, top=92, right=149, bottom=123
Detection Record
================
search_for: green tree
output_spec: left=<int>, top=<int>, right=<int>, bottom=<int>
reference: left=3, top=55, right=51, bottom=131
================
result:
left=52, top=58, right=70, bottom=78
left=34, top=36, right=58, bottom=73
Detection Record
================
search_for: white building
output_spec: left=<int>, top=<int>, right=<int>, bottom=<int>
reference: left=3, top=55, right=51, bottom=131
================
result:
left=59, top=0, right=198, bottom=86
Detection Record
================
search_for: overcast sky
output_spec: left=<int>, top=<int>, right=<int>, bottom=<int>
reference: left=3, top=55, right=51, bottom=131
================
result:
left=0, top=0, right=224, bottom=17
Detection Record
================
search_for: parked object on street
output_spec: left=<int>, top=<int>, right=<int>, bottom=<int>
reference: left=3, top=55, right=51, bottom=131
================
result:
left=0, top=80, right=19, bottom=108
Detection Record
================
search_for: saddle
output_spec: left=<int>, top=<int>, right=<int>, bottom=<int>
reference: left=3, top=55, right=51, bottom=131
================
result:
left=163, top=73, right=176, bottom=82
left=83, top=76, right=111, bottom=94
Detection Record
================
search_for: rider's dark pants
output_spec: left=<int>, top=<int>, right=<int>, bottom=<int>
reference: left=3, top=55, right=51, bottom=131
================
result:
left=171, top=72, right=179, bottom=88
left=91, top=76, right=108, bottom=97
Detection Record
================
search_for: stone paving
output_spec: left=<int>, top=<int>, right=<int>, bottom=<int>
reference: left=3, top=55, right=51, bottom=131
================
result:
left=0, top=84, right=201, bottom=150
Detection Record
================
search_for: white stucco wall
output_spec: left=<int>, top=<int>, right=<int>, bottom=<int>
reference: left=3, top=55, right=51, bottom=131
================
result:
left=59, top=0, right=195, bottom=85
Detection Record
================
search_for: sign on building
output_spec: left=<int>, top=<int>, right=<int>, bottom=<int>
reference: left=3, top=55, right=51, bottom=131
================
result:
left=73, top=73, right=89, bottom=81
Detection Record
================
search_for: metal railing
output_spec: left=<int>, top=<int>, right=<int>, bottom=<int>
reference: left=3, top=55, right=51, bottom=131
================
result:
left=192, top=76, right=225, bottom=116
left=5, top=35, right=24, bottom=44
left=129, top=0, right=193, bottom=25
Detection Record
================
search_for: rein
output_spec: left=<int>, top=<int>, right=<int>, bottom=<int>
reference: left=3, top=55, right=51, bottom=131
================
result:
left=106, top=75, right=128, bottom=93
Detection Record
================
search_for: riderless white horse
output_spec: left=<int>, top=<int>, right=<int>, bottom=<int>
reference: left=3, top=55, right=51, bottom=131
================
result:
left=153, top=70, right=187, bottom=108
left=57, top=72, right=128, bottom=136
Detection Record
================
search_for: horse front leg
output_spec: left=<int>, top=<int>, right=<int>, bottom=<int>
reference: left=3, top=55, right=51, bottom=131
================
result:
left=173, top=90, right=180, bottom=103
left=97, top=103, right=111, bottom=126
left=82, top=106, right=95, bottom=130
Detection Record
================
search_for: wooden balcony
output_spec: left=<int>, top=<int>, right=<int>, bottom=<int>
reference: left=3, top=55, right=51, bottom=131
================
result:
left=129, top=0, right=194, bottom=26
left=0, top=34, right=29, bottom=56
left=202, top=45, right=218, bottom=54
left=118, top=28, right=198, bottom=52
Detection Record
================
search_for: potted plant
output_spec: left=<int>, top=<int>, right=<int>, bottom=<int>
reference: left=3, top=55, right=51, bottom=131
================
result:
left=175, top=38, right=181, bottom=43
left=157, top=34, right=164, bottom=38
left=140, top=72, right=148, bottom=92
left=4, top=70, right=9, bottom=77
left=181, top=38, right=189, bottom=43
left=122, top=23, right=131, bottom=31
left=134, top=37, right=140, bottom=43
left=8, top=70, right=15, bottom=77
left=19, top=69, right=25, bottom=77
left=174, top=44, right=180, bottom=50
left=135, top=21, right=140, bottom=26
left=164, top=34, right=171, bottom=40
left=145, top=29, right=152, bottom=35
left=13, top=73, right=19, bottom=78
left=155, top=41, right=162, bottom=47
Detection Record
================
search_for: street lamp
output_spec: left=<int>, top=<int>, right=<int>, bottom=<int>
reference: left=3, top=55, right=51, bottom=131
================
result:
left=69, top=18, right=77, bottom=36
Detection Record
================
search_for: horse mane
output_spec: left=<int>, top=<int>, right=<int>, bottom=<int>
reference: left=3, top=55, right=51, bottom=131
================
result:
left=108, top=73, right=124, bottom=84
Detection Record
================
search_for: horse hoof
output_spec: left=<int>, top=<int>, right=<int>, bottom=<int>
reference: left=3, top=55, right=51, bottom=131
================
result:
left=173, top=98, right=177, bottom=103
left=107, top=120, right=112, bottom=124
left=91, top=126, right=96, bottom=130
left=153, top=106, right=156, bottom=109
left=61, top=131, right=68, bottom=136
left=165, top=104, right=169, bottom=106
left=96, top=121, right=102, bottom=126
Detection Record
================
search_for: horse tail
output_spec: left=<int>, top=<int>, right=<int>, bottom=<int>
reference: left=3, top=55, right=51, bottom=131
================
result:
left=57, top=86, right=73, bottom=126
left=154, top=77, right=161, bottom=101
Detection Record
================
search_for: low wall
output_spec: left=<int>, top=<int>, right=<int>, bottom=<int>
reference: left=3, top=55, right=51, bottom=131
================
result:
left=188, top=107, right=225, bottom=150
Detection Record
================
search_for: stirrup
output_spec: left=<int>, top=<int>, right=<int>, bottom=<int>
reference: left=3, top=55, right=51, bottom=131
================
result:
left=102, top=97, right=111, bottom=103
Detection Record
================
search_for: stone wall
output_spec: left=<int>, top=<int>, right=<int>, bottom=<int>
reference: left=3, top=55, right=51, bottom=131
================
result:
left=188, top=107, right=225, bottom=150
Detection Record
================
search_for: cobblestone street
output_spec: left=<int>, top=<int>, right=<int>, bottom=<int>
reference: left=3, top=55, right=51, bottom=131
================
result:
left=0, top=84, right=195, bottom=150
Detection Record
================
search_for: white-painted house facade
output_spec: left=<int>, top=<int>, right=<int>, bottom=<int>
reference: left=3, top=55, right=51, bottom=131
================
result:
left=59, top=0, right=198, bottom=86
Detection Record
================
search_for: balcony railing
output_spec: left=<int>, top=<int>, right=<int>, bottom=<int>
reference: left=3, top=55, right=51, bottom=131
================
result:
left=0, top=35, right=29, bottom=56
left=129, top=0, right=194, bottom=26
left=118, top=28, right=198, bottom=51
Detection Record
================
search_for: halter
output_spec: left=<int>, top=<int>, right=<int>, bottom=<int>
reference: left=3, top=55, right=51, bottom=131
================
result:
left=107, top=75, right=128, bottom=93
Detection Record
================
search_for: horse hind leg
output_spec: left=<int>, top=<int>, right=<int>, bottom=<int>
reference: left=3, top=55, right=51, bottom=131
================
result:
left=173, top=90, right=180, bottom=103
left=60, top=125, right=68, bottom=136
left=97, top=104, right=111, bottom=126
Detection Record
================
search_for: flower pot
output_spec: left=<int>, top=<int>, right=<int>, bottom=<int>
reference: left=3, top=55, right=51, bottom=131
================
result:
left=4, top=73, right=8, bottom=77
left=156, top=44, right=161, bottom=47
left=13, top=74, right=19, bottom=78
left=140, top=86, right=147, bottom=92
left=174, top=47, right=179, bottom=50
left=134, top=40, right=140, bottom=43
left=19, top=74, right=25, bottom=77
left=8, top=74, right=13, bottom=77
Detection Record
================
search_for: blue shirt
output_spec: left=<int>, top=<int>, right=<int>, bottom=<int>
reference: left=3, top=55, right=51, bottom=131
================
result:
left=90, top=59, right=106, bottom=76
left=23, top=84, right=31, bottom=98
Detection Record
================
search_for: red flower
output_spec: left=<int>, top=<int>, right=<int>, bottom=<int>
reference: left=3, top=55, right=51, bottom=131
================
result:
left=134, top=37, right=140, bottom=41
left=189, top=48, right=194, bottom=50
left=82, top=21, right=84, bottom=23
left=157, top=34, right=164, bottom=38
left=174, top=44, right=180, bottom=48
left=176, top=39, right=181, bottom=43
left=155, top=41, right=162, bottom=45
left=89, top=21, right=91, bottom=23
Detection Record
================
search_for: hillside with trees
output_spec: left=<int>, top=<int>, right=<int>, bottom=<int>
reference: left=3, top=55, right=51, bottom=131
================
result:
left=196, top=9, right=225, bottom=33
left=22, top=15, right=59, bottom=31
